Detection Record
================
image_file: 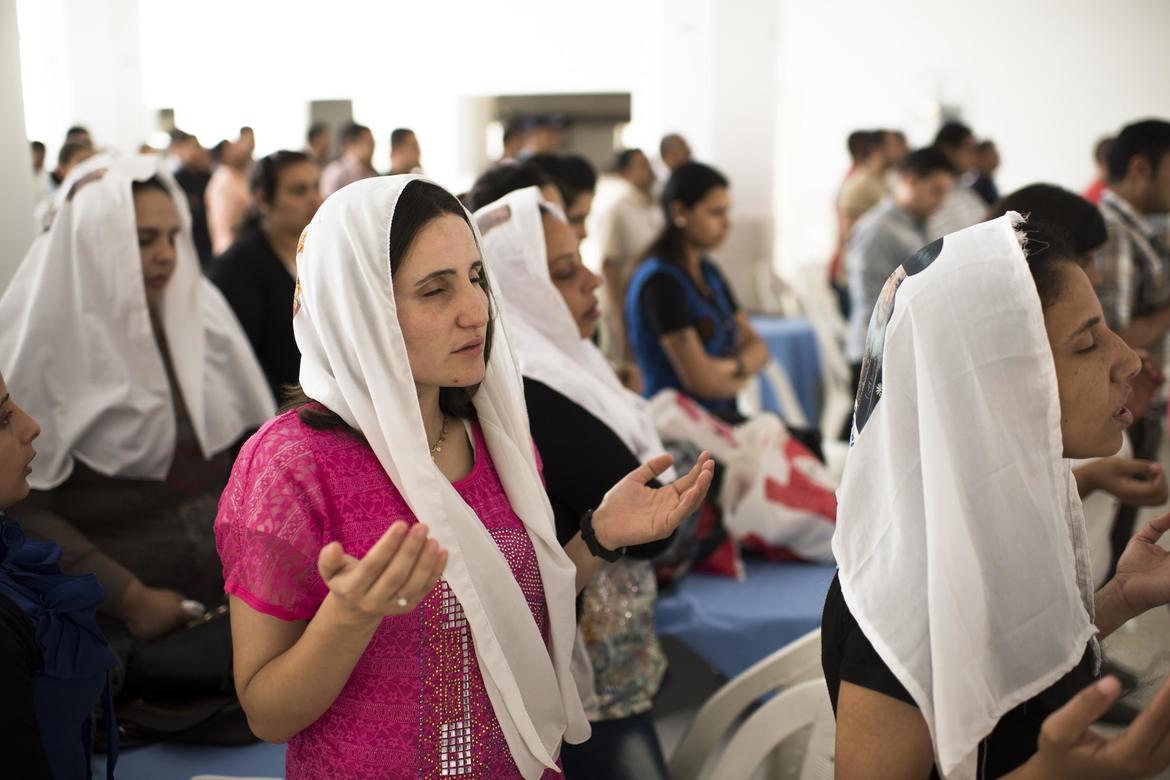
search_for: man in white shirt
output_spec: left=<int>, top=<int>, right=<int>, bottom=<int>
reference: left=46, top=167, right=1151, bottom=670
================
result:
left=590, top=148, right=663, bottom=378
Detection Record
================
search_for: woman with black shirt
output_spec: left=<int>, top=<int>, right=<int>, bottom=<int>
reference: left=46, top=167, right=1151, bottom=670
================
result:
left=477, top=186, right=678, bottom=779
left=210, top=151, right=322, bottom=400
left=825, top=215, right=1170, bottom=779
left=625, top=162, right=770, bottom=424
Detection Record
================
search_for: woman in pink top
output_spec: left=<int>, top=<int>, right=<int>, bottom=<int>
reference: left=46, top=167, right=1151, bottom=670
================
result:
left=216, top=175, right=713, bottom=779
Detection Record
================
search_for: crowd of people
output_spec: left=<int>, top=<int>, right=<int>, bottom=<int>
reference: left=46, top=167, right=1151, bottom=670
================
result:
left=5, top=107, right=1170, bottom=780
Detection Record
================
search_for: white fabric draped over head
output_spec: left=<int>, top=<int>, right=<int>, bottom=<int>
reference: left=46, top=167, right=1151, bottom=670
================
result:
left=293, top=175, right=588, bottom=778
left=834, top=214, right=1098, bottom=779
left=0, top=154, right=274, bottom=490
left=475, top=186, right=675, bottom=479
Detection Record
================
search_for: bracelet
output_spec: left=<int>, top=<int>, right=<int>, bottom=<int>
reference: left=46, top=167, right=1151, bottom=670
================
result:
left=580, top=510, right=624, bottom=562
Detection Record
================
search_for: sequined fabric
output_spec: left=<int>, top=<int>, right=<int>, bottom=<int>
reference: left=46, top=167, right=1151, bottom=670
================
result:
left=216, top=410, right=559, bottom=779
left=578, top=559, right=666, bottom=720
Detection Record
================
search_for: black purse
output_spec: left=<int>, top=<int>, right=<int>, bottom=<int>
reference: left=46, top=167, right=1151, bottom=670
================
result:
left=97, top=604, right=257, bottom=750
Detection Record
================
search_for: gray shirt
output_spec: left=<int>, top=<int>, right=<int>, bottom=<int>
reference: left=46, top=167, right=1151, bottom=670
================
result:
left=846, top=198, right=928, bottom=362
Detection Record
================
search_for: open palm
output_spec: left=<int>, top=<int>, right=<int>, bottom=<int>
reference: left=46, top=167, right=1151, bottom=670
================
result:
left=1114, top=513, right=1170, bottom=616
left=593, top=451, right=715, bottom=550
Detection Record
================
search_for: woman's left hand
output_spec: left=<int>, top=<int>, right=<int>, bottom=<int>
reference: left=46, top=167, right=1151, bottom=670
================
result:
left=592, top=451, right=715, bottom=551
left=1112, top=513, right=1170, bottom=618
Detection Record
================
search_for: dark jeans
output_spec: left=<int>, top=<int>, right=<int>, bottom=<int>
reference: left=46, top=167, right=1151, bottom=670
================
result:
left=1107, top=408, right=1166, bottom=579
left=561, top=710, right=669, bottom=780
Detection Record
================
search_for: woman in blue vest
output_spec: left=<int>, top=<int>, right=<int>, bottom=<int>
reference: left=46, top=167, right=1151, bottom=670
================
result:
left=625, top=162, right=771, bottom=423
left=0, top=369, right=117, bottom=778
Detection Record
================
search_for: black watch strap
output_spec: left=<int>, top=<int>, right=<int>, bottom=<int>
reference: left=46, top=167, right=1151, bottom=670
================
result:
left=580, top=510, right=624, bottom=562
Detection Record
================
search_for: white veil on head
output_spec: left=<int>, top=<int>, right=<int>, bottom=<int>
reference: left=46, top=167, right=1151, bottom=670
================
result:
left=834, top=214, right=1098, bottom=779
left=293, top=175, right=588, bottom=778
left=475, top=186, right=675, bottom=478
left=0, top=154, right=274, bottom=490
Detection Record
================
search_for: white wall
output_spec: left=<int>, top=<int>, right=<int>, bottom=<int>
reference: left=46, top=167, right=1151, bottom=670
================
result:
left=0, top=0, right=38, bottom=289
left=773, top=0, right=1170, bottom=275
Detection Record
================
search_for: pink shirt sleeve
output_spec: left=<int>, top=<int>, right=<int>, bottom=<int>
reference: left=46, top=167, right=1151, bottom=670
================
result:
left=215, top=420, right=330, bottom=621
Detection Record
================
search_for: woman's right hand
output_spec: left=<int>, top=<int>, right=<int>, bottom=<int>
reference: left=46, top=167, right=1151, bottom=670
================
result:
left=1027, top=674, right=1170, bottom=778
left=316, top=521, right=448, bottom=625
left=118, top=578, right=190, bottom=639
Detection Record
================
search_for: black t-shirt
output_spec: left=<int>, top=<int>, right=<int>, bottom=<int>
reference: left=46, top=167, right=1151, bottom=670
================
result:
left=821, top=573, right=1096, bottom=779
left=523, top=377, right=670, bottom=559
left=637, top=266, right=741, bottom=338
left=209, top=228, right=300, bottom=402
left=174, top=167, right=213, bottom=268
left=0, top=593, right=53, bottom=779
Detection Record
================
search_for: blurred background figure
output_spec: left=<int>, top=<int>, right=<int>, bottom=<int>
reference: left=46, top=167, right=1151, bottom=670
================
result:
left=169, top=129, right=215, bottom=266
left=388, top=127, right=422, bottom=175
left=320, top=121, right=377, bottom=196
left=305, top=121, right=332, bottom=167
left=971, top=139, right=1001, bottom=205
left=206, top=138, right=253, bottom=255
left=1084, top=135, right=1115, bottom=205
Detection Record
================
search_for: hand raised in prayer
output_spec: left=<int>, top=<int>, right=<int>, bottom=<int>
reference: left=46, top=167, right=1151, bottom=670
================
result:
left=1078, top=458, right=1168, bottom=507
left=592, top=451, right=715, bottom=551
left=317, top=522, right=448, bottom=625
left=1111, top=513, right=1170, bottom=619
left=1029, top=674, right=1170, bottom=779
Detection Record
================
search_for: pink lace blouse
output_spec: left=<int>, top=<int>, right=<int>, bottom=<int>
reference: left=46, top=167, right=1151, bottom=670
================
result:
left=216, top=409, right=560, bottom=779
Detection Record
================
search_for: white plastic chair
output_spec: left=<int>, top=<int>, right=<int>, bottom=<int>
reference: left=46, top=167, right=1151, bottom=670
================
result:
left=737, top=359, right=810, bottom=429
left=707, top=678, right=836, bottom=780
left=668, top=629, right=825, bottom=780
left=789, top=264, right=854, bottom=440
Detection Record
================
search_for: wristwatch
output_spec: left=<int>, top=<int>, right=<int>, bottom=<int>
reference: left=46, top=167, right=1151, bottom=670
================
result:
left=580, top=510, right=624, bottom=562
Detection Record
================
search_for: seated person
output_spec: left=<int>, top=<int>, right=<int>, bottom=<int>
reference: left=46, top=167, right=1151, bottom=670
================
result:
left=477, top=186, right=678, bottom=780
left=211, top=151, right=322, bottom=400
left=826, top=215, right=1170, bottom=779
left=624, top=162, right=770, bottom=424
left=0, top=155, right=274, bottom=643
left=0, top=371, right=118, bottom=779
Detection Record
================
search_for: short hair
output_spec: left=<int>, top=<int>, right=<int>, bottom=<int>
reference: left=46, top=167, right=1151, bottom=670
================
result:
left=614, top=148, right=646, bottom=173
left=30, top=140, right=45, bottom=153
left=339, top=122, right=371, bottom=146
left=390, top=128, right=415, bottom=149
left=1106, top=119, right=1170, bottom=183
left=975, top=139, right=996, bottom=154
left=899, top=147, right=958, bottom=178
left=306, top=122, right=329, bottom=144
left=239, top=126, right=254, bottom=135
left=847, top=130, right=881, bottom=161
left=57, top=142, right=90, bottom=168
left=527, top=154, right=597, bottom=205
left=463, top=161, right=555, bottom=211
left=988, top=183, right=1107, bottom=256
left=933, top=121, right=974, bottom=150
left=659, top=133, right=685, bottom=157
left=65, top=125, right=89, bottom=139
left=1094, top=136, right=1114, bottom=165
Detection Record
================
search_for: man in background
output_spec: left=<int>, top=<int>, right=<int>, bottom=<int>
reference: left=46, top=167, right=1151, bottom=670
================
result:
left=388, top=127, right=422, bottom=175
left=320, top=122, right=377, bottom=197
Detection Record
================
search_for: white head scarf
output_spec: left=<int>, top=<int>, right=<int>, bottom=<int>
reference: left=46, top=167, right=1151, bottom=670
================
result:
left=834, top=214, right=1098, bottom=779
left=293, top=175, right=588, bottom=778
left=0, top=154, right=274, bottom=490
left=475, top=186, right=675, bottom=480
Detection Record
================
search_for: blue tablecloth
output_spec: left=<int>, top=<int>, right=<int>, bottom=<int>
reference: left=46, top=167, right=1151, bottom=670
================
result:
left=749, top=315, right=822, bottom=425
left=94, top=741, right=285, bottom=779
left=655, top=560, right=836, bottom=679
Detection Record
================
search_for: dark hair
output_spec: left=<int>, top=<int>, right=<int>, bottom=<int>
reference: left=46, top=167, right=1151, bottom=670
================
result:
left=659, top=133, right=686, bottom=158
left=975, top=139, right=997, bottom=154
left=527, top=154, right=597, bottom=206
left=933, top=121, right=973, bottom=150
left=339, top=122, right=371, bottom=146
left=1022, top=221, right=1079, bottom=309
left=898, top=147, right=957, bottom=178
left=1094, top=136, right=1114, bottom=165
left=639, top=161, right=729, bottom=270
left=306, top=122, right=328, bottom=144
left=239, top=150, right=312, bottom=233
left=65, top=125, right=90, bottom=144
left=463, top=161, right=554, bottom=211
left=847, top=130, right=881, bottom=161
left=502, top=118, right=526, bottom=145
left=1107, top=119, right=1170, bottom=183
left=130, top=176, right=171, bottom=199
left=988, top=184, right=1107, bottom=257
left=240, top=126, right=254, bottom=135
left=614, top=148, right=645, bottom=173
left=30, top=141, right=45, bottom=153
left=57, top=142, right=90, bottom=168
left=210, top=140, right=229, bottom=164
left=287, top=180, right=493, bottom=432
left=390, top=128, right=415, bottom=149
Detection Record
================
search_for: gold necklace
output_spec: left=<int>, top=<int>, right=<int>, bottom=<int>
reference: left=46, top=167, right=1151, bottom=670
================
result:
left=429, top=415, right=448, bottom=459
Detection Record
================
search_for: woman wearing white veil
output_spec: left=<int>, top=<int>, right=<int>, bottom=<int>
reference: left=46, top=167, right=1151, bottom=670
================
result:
left=217, top=175, right=712, bottom=779
left=825, top=215, right=1170, bottom=779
